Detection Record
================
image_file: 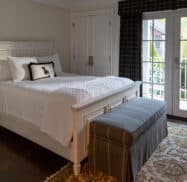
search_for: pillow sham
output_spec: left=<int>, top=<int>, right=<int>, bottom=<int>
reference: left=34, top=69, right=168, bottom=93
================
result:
left=8, top=56, right=38, bottom=82
left=37, top=54, right=62, bottom=75
left=0, top=60, right=12, bottom=81
left=29, top=62, right=56, bottom=81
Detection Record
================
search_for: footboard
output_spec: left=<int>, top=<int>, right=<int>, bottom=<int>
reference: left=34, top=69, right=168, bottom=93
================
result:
left=71, top=81, right=141, bottom=175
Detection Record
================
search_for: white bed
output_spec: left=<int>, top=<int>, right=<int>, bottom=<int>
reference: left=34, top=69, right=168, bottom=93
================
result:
left=0, top=41, right=141, bottom=175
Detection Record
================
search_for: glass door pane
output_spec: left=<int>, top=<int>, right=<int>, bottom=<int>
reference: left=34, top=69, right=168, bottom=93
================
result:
left=142, top=18, right=166, bottom=101
left=179, top=18, right=187, bottom=111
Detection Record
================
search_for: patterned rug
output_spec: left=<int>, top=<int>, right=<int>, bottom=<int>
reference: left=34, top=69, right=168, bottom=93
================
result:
left=45, top=122, right=187, bottom=182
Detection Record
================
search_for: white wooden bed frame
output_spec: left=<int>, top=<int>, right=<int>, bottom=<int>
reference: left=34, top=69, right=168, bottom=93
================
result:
left=0, top=41, right=141, bottom=175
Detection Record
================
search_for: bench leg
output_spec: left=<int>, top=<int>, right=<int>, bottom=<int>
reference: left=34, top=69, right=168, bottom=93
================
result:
left=73, top=162, right=81, bottom=176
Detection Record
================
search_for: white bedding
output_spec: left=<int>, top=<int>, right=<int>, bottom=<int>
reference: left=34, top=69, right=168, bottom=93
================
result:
left=0, top=75, right=134, bottom=146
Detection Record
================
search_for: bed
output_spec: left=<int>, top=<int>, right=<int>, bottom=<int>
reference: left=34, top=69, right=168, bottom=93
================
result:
left=0, top=41, right=141, bottom=175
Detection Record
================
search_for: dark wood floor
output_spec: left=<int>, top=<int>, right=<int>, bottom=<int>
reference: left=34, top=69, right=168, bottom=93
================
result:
left=0, top=127, right=68, bottom=182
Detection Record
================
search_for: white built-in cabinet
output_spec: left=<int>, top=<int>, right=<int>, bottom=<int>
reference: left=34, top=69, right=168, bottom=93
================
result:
left=71, top=9, right=116, bottom=76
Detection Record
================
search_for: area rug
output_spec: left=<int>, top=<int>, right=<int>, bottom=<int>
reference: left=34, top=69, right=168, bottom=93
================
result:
left=45, top=122, right=187, bottom=182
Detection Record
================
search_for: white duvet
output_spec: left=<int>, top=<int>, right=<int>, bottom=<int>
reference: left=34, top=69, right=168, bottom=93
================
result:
left=0, top=75, right=134, bottom=146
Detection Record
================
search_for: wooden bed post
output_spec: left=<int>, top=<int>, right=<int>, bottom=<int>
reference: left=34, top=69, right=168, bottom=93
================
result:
left=72, top=110, right=81, bottom=176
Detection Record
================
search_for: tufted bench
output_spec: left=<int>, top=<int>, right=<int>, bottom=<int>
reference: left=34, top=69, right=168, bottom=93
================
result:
left=89, top=98, right=168, bottom=182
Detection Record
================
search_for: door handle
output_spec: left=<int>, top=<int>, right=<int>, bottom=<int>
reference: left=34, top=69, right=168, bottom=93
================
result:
left=175, top=57, right=179, bottom=64
left=175, top=57, right=180, bottom=69
left=88, top=56, right=94, bottom=66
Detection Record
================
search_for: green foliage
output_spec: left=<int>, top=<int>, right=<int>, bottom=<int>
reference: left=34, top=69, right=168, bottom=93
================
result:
left=149, top=42, right=159, bottom=59
left=181, top=18, right=187, bottom=58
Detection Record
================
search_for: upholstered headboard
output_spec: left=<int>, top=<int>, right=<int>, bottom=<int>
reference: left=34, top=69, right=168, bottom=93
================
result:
left=0, top=41, right=55, bottom=60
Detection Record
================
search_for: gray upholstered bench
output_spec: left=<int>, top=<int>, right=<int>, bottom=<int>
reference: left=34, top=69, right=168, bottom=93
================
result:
left=89, top=97, right=168, bottom=182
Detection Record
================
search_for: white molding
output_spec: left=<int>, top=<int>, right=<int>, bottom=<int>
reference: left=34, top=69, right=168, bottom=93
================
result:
left=143, top=10, right=174, bottom=19
left=71, top=8, right=114, bottom=17
left=31, top=0, right=119, bottom=10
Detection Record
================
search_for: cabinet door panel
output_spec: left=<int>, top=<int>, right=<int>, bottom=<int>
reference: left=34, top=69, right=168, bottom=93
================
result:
left=71, top=12, right=112, bottom=76
left=91, top=14, right=112, bottom=76
left=71, top=16, right=89, bottom=74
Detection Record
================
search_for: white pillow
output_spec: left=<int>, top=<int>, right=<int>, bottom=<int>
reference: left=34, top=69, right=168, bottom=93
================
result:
left=0, top=60, right=12, bottom=81
left=37, top=54, right=62, bottom=75
left=29, top=62, right=55, bottom=80
left=8, top=56, right=38, bottom=81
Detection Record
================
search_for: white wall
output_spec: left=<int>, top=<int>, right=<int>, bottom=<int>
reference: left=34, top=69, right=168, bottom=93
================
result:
left=0, top=0, right=70, bottom=71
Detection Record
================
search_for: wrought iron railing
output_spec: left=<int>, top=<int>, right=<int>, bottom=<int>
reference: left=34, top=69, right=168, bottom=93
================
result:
left=144, top=57, right=187, bottom=103
left=180, top=58, right=187, bottom=101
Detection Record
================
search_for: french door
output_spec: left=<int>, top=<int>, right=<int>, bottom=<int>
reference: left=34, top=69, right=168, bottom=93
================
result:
left=173, top=9, right=187, bottom=117
left=142, top=9, right=187, bottom=118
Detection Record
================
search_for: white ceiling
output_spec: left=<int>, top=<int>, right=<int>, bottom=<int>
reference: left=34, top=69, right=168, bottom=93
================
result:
left=32, top=0, right=118, bottom=10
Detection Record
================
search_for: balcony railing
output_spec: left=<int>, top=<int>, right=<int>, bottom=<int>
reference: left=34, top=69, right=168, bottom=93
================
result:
left=180, top=58, right=187, bottom=101
left=144, top=57, right=187, bottom=105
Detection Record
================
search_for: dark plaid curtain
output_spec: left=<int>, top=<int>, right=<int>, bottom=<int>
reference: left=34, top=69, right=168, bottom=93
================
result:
left=119, top=13, right=142, bottom=81
left=118, top=0, right=187, bottom=81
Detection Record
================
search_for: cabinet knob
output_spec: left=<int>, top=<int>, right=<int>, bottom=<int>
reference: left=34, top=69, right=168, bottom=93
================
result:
left=175, top=57, right=179, bottom=65
left=175, top=57, right=180, bottom=69
left=88, top=56, right=94, bottom=66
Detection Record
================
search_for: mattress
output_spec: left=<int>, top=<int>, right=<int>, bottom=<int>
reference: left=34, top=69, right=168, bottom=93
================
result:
left=0, top=75, right=134, bottom=146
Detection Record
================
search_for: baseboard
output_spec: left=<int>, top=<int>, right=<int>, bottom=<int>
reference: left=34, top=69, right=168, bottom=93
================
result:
left=167, top=114, right=187, bottom=122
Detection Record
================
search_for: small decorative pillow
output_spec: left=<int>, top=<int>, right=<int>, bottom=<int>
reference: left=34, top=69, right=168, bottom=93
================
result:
left=8, top=56, right=38, bottom=82
left=29, top=62, right=56, bottom=81
left=37, top=54, right=62, bottom=76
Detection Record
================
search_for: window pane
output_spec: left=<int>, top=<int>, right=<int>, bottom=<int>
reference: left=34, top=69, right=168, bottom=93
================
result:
left=181, top=17, right=187, bottom=40
left=143, top=20, right=153, bottom=40
left=153, top=63, right=165, bottom=84
left=142, top=41, right=152, bottom=62
left=180, top=42, right=187, bottom=88
left=143, top=62, right=152, bottom=82
left=180, top=88, right=187, bottom=111
left=153, top=41, right=165, bottom=62
left=180, top=41, right=187, bottom=110
left=153, top=84, right=164, bottom=101
left=153, top=19, right=166, bottom=40
left=143, top=83, right=152, bottom=99
left=180, top=100, right=187, bottom=111
left=142, top=18, right=166, bottom=102
left=181, top=41, right=187, bottom=62
left=180, top=65, right=187, bottom=88
left=180, top=87, right=187, bottom=111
